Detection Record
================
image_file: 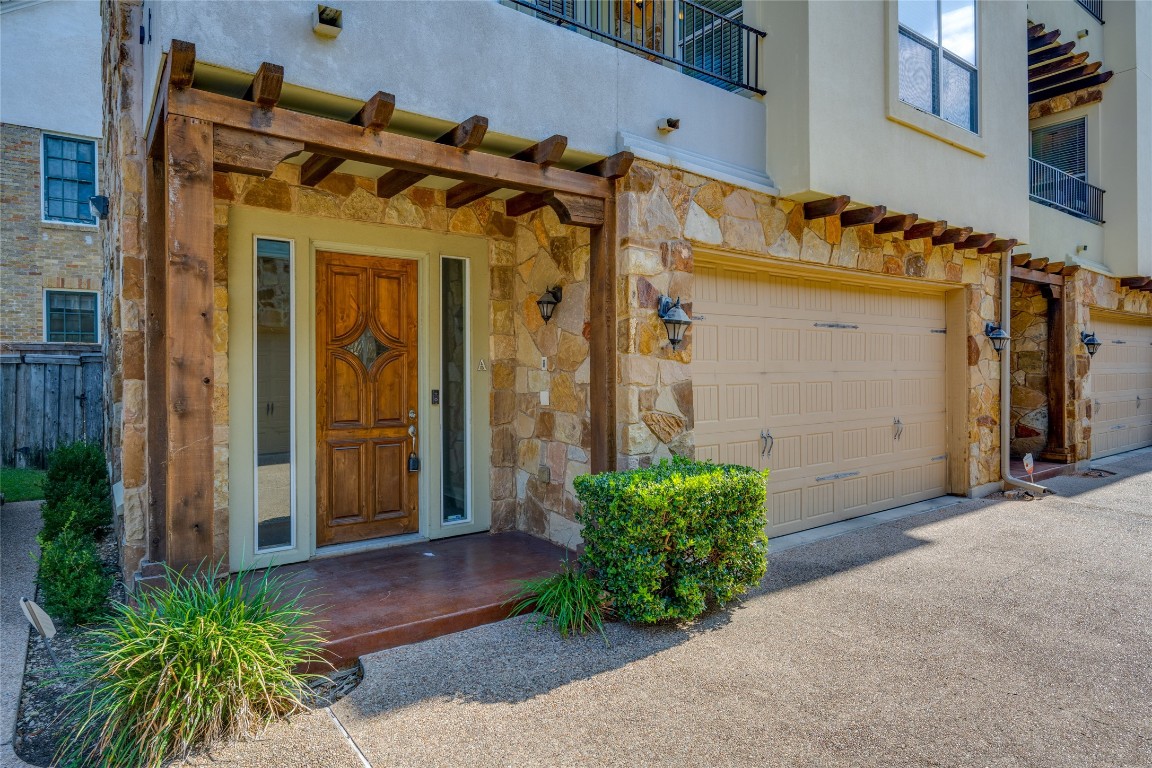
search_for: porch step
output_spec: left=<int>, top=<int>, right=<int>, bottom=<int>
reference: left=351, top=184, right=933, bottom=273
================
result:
left=276, top=532, right=571, bottom=669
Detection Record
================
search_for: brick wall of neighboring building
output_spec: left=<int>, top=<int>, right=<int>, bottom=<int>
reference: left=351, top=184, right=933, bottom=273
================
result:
left=1, top=122, right=103, bottom=343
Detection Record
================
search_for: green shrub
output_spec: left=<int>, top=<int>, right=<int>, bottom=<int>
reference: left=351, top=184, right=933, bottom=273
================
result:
left=41, top=440, right=111, bottom=540
left=57, top=566, right=326, bottom=768
left=573, top=456, right=769, bottom=624
left=41, top=493, right=110, bottom=543
left=507, top=558, right=608, bottom=640
left=35, top=527, right=111, bottom=626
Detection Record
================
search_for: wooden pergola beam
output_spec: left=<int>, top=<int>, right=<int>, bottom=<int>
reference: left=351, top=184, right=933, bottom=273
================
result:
left=545, top=191, right=604, bottom=227
left=1044, top=261, right=1066, bottom=273
left=873, top=213, right=918, bottom=234
left=904, top=220, right=946, bottom=240
left=1012, top=253, right=1032, bottom=266
left=376, top=115, right=489, bottom=198
left=446, top=134, right=568, bottom=208
left=243, top=62, right=284, bottom=108
left=167, top=88, right=612, bottom=199
left=1120, top=276, right=1152, bottom=288
left=503, top=152, right=634, bottom=218
left=932, top=227, right=973, bottom=246
left=1025, top=257, right=1050, bottom=271
left=803, top=195, right=850, bottom=220
left=213, top=125, right=303, bottom=176
left=1060, top=265, right=1080, bottom=277
left=956, top=233, right=996, bottom=251
left=1012, top=266, right=1063, bottom=286
left=840, top=205, right=886, bottom=228
left=1030, top=61, right=1102, bottom=91
left=1028, top=51, right=1089, bottom=81
left=1029, top=41, right=1076, bottom=66
left=1030, top=71, right=1113, bottom=103
left=1028, top=30, right=1061, bottom=51
left=979, top=238, right=1018, bottom=255
left=301, top=91, right=397, bottom=187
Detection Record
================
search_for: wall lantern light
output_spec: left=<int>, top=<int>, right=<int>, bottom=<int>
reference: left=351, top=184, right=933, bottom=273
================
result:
left=1081, top=330, right=1102, bottom=357
left=536, top=286, right=562, bottom=324
left=657, top=295, right=692, bottom=349
left=984, top=322, right=1009, bottom=356
left=88, top=195, right=109, bottom=220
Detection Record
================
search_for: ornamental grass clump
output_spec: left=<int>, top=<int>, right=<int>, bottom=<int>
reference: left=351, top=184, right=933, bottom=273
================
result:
left=56, top=566, right=326, bottom=768
left=507, top=558, right=609, bottom=640
left=574, top=456, right=769, bottom=624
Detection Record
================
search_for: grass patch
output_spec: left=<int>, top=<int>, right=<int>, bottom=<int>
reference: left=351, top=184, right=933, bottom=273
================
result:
left=0, top=466, right=46, bottom=502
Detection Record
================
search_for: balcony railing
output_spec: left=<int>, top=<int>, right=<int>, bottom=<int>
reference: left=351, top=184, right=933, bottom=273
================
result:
left=1029, top=157, right=1105, bottom=224
left=506, top=0, right=766, bottom=95
left=1076, top=0, right=1104, bottom=24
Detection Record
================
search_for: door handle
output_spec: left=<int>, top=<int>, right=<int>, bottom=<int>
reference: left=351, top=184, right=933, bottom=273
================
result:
left=893, top=417, right=904, bottom=441
left=761, top=428, right=774, bottom=459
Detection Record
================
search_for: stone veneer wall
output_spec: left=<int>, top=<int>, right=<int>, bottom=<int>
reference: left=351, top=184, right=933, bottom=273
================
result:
left=1009, top=282, right=1049, bottom=458
left=99, top=0, right=150, bottom=579
left=615, top=160, right=1006, bottom=490
left=0, top=123, right=104, bottom=344
left=210, top=165, right=593, bottom=551
left=1066, top=270, right=1152, bottom=461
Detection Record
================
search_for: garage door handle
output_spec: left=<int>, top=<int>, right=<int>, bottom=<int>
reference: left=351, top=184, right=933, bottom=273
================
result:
left=893, top=417, right=904, bottom=441
left=761, top=429, right=773, bottom=459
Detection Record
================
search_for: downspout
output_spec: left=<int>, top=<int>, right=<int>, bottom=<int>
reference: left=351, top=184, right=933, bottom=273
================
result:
left=1000, top=249, right=1050, bottom=494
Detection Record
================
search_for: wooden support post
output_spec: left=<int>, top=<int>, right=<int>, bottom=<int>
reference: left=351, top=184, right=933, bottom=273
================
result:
left=163, top=113, right=215, bottom=570
left=803, top=195, right=850, bottom=220
left=840, top=205, right=886, bottom=228
left=589, top=195, right=617, bottom=473
left=145, top=157, right=167, bottom=564
left=873, top=213, right=918, bottom=234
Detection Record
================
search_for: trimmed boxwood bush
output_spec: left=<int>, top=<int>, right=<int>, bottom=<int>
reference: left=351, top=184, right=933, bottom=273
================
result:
left=35, top=527, right=111, bottom=626
left=41, top=441, right=111, bottom=541
left=573, top=456, right=768, bottom=624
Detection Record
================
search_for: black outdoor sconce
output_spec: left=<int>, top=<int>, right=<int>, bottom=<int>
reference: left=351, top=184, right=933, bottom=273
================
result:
left=657, top=295, right=692, bottom=349
left=536, top=286, right=562, bottom=324
left=1081, top=330, right=1102, bottom=357
left=984, top=322, right=1009, bottom=356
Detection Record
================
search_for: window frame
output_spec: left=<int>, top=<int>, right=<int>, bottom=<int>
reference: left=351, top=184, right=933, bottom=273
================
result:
left=43, top=289, right=100, bottom=344
left=885, top=0, right=988, bottom=156
left=40, top=132, right=99, bottom=227
left=1030, top=117, right=1087, bottom=180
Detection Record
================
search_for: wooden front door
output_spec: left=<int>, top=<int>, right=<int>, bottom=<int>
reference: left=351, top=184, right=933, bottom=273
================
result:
left=317, top=251, right=419, bottom=545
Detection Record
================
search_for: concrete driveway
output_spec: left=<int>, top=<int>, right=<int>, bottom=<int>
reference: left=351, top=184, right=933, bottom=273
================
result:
left=187, top=451, right=1152, bottom=768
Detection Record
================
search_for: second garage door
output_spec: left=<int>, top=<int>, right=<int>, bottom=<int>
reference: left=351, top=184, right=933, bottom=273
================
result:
left=692, top=260, right=950, bottom=537
left=1089, top=312, right=1152, bottom=459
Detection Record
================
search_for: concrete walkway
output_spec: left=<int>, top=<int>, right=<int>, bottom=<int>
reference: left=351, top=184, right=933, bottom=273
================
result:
left=63, top=452, right=1152, bottom=766
left=1, top=501, right=40, bottom=768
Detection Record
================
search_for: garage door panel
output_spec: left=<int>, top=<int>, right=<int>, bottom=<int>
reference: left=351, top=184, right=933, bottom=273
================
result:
left=1089, top=312, right=1152, bottom=459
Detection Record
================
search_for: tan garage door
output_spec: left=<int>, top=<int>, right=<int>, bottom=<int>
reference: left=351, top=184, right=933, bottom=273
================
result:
left=1089, top=312, right=1152, bottom=459
left=692, top=261, right=949, bottom=537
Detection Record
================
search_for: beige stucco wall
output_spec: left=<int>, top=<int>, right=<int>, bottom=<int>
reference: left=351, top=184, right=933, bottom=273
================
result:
left=753, top=0, right=1030, bottom=239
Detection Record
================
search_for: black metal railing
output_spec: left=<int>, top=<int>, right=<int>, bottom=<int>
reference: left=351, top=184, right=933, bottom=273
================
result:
left=506, top=0, right=766, bottom=95
left=1029, top=157, right=1105, bottom=224
left=1076, top=0, right=1104, bottom=24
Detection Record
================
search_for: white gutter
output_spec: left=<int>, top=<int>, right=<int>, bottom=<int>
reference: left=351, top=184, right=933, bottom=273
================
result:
left=1000, top=248, right=1050, bottom=495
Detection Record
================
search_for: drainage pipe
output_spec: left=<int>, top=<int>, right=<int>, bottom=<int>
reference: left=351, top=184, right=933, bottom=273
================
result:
left=1000, top=248, right=1050, bottom=495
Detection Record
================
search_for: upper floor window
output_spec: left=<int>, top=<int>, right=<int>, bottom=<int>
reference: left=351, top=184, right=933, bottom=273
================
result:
left=1031, top=118, right=1086, bottom=180
left=897, top=0, right=978, bottom=133
left=43, top=134, right=97, bottom=225
left=45, top=291, right=99, bottom=343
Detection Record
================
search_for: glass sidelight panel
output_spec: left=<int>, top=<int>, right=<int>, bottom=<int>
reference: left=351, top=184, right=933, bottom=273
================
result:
left=441, top=257, right=470, bottom=524
left=255, top=238, right=294, bottom=550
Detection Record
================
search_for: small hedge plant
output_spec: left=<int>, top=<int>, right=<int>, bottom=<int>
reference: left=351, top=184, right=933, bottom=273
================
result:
left=57, top=566, right=326, bottom=768
left=35, top=526, right=112, bottom=626
left=573, top=456, right=769, bottom=624
left=41, top=440, right=111, bottom=541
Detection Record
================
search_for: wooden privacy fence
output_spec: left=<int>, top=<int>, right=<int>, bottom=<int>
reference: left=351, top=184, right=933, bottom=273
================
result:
left=1, top=344, right=103, bottom=468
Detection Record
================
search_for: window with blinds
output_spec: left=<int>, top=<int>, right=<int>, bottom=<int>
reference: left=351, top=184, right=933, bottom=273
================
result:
left=681, top=0, right=744, bottom=91
left=1031, top=119, right=1086, bottom=180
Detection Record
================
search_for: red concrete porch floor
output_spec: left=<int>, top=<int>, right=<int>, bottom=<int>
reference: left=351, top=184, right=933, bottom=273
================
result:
left=1009, top=457, right=1074, bottom=482
left=277, top=532, right=571, bottom=668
